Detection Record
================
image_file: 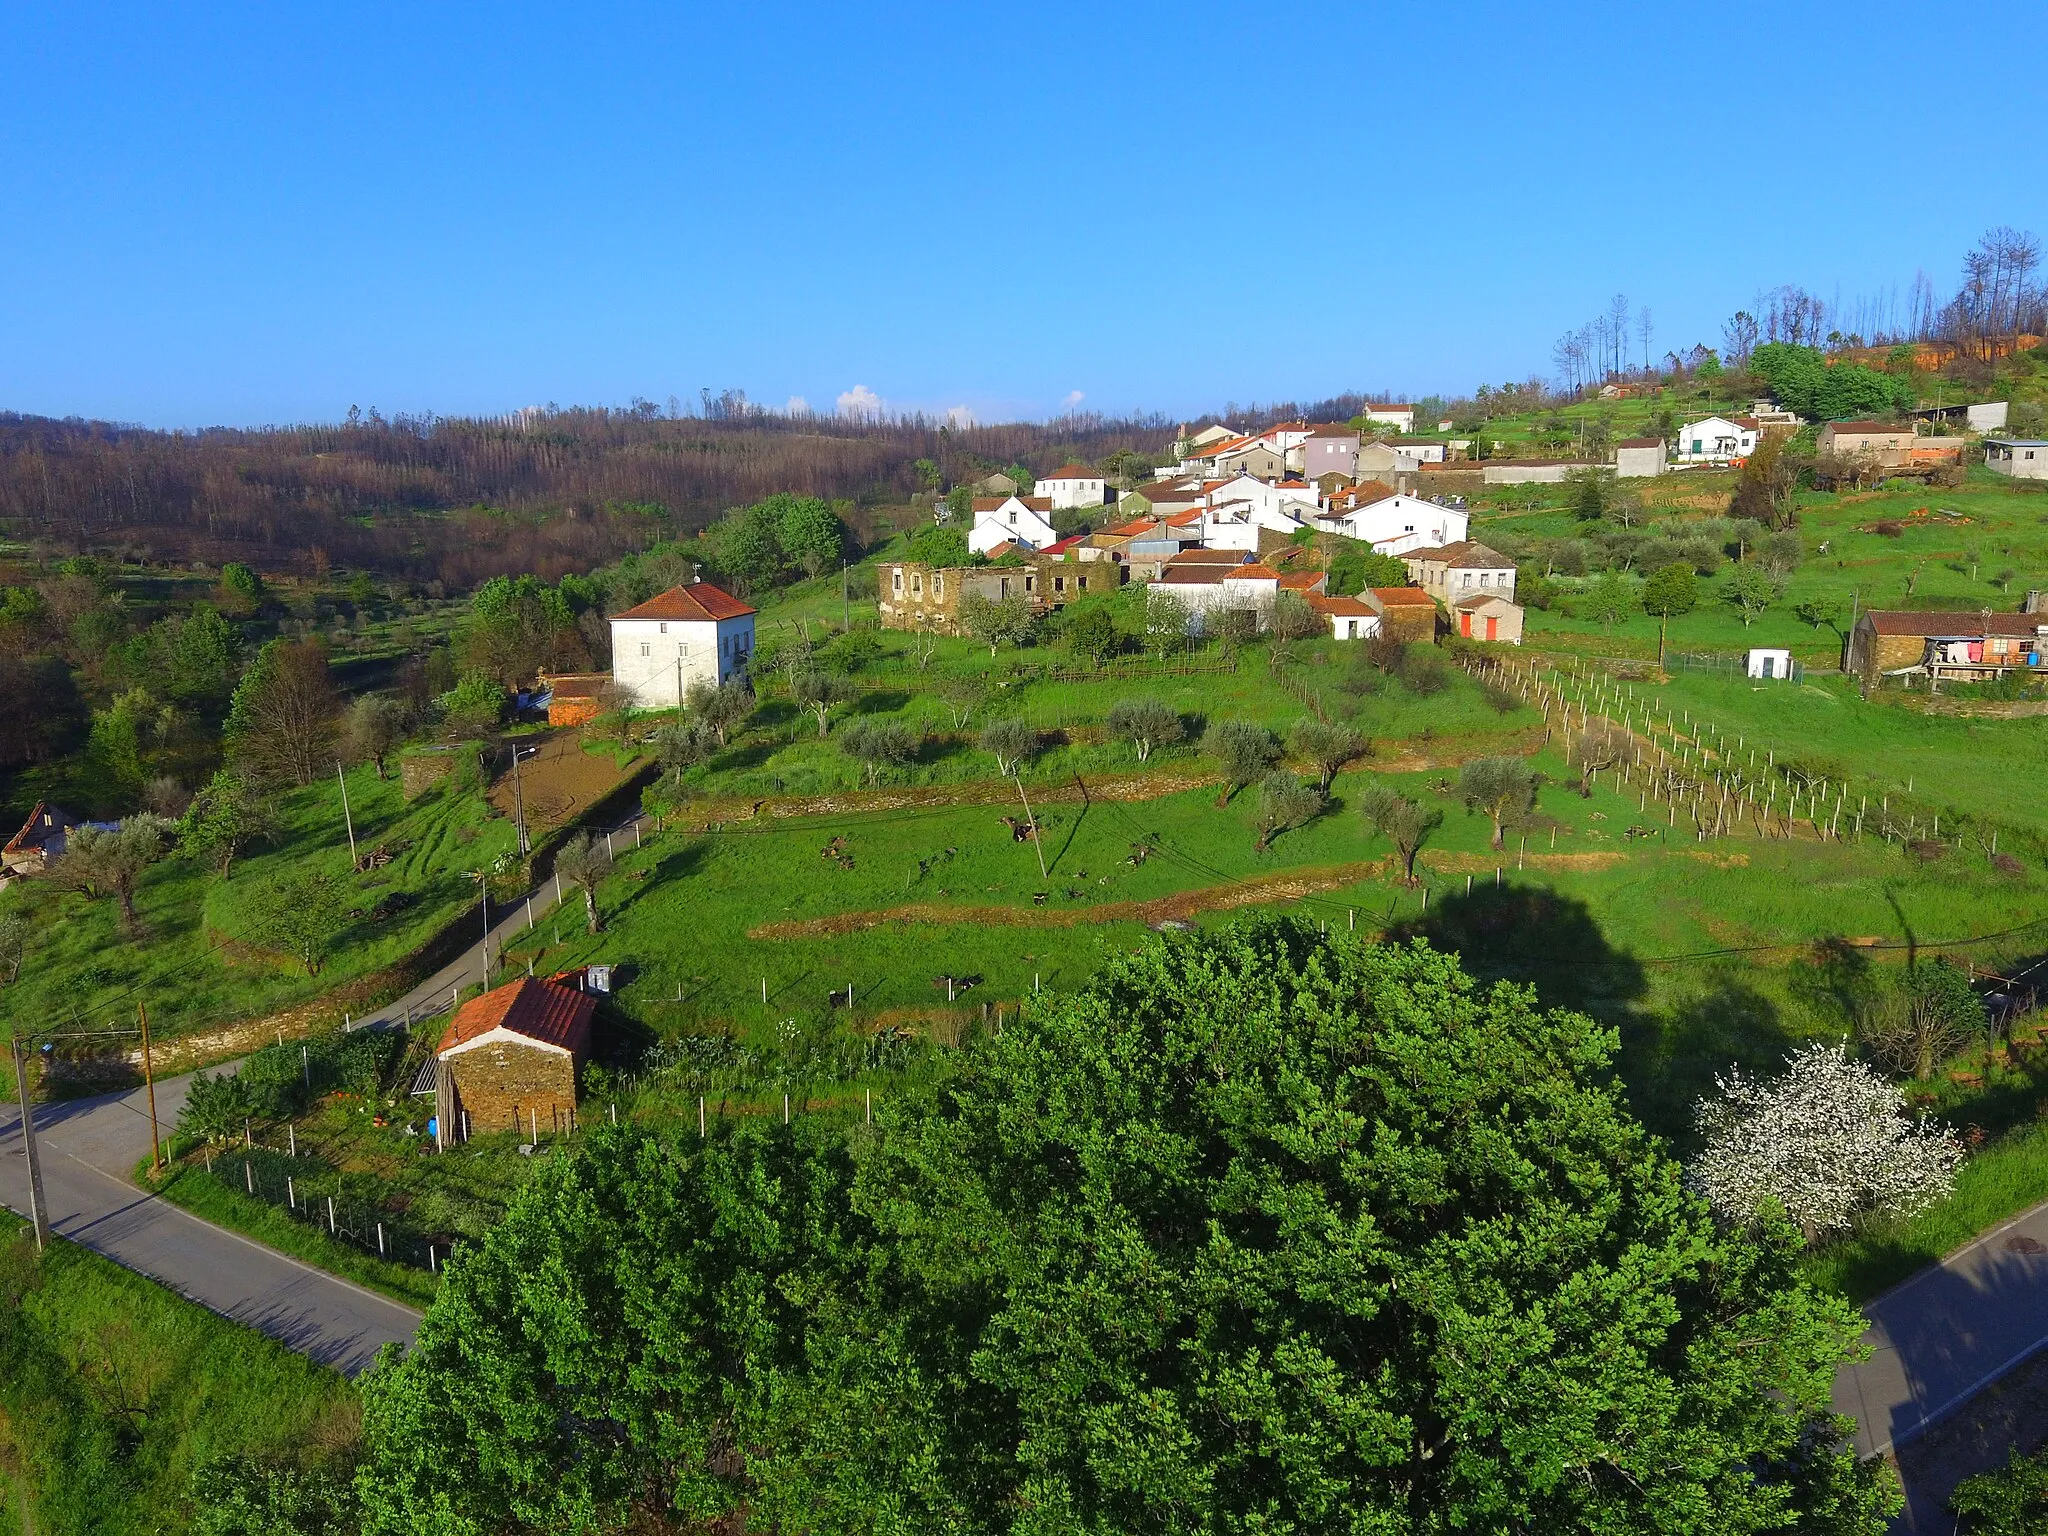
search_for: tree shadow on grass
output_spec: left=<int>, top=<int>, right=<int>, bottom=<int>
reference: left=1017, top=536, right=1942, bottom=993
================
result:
left=612, top=841, right=710, bottom=918
left=1389, top=883, right=1648, bottom=1020
left=849, top=690, right=912, bottom=717
left=1624, top=967, right=1801, bottom=1142
left=709, top=741, right=780, bottom=772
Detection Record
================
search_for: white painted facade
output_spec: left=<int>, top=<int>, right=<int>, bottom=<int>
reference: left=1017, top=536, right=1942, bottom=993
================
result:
left=1314, top=494, right=1469, bottom=556
left=610, top=611, right=755, bottom=711
left=1675, top=416, right=1759, bottom=464
left=1364, top=405, right=1416, bottom=432
left=1033, top=469, right=1109, bottom=510
left=969, top=496, right=1061, bottom=554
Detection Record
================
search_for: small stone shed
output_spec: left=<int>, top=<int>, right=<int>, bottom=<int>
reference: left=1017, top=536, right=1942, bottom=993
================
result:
left=435, top=975, right=597, bottom=1143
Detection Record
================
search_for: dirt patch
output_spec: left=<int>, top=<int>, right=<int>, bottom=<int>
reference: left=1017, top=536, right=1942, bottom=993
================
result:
left=488, top=730, right=638, bottom=831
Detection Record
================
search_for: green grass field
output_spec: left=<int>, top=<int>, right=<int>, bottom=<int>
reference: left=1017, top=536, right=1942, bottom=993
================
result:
left=0, top=763, right=518, bottom=1062
left=0, top=1215, right=359, bottom=1536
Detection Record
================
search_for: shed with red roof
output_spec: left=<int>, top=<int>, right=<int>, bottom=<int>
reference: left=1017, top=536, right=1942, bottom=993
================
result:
left=436, top=976, right=599, bottom=1139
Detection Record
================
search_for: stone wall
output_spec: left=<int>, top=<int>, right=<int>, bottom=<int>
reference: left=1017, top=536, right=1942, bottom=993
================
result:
left=447, top=1042, right=578, bottom=1135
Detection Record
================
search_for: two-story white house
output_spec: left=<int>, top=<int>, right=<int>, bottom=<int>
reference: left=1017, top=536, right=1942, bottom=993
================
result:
left=609, top=582, right=757, bottom=711
left=968, top=495, right=1060, bottom=555
left=1033, top=463, right=1110, bottom=510
left=1315, top=492, right=1469, bottom=556
left=1675, top=416, right=1761, bottom=464
left=1363, top=403, right=1417, bottom=433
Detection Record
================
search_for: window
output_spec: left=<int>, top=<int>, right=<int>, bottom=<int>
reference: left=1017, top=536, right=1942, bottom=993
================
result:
left=934, top=573, right=944, bottom=599
left=639, top=643, right=650, bottom=657
left=659, top=622, right=667, bottom=634
left=911, top=573, right=923, bottom=595
left=892, top=569, right=903, bottom=594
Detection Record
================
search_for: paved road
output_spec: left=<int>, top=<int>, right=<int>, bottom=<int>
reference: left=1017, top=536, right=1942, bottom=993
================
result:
left=1, top=1068, right=421, bottom=1376
left=0, top=809, right=657, bottom=1377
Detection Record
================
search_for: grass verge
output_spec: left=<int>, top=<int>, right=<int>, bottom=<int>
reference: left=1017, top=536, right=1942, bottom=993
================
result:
left=0, top=1213, right=359, bottom=1536
left=147, top=1160, right=439, bottom=1311
left=1802, top=1120, right=2048, bottom=1304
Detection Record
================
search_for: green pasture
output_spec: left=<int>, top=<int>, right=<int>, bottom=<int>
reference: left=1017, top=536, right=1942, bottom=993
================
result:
left=0, top=763, right=517, bottom=1055
left=0, top=1215, right=357, bottom=1536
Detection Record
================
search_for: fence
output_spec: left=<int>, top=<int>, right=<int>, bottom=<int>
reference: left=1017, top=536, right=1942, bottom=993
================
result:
left=196, top=1144, right=449, bottom=1273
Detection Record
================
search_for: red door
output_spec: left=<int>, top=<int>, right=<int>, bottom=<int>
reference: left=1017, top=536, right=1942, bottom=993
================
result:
left=1459, top=611, right=1472, bottom=637
left=1485, top=615, right=1498, bottom=641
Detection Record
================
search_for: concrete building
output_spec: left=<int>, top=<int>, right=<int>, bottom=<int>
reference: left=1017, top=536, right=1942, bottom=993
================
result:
left=1987, top=439, right=2048, bottom=479
left=609, top=583, right=756, bottom=711
left=1746, top=648, right=1793, bottom=680
left=1818, top=420, right=1917, bottom=466
left=1403, top=541, right=1516, bottom=605
left=1305, top=593, right=1381, bottom=639
left=1675, top=416, right=1761, bottom=464
left=1363, top=403, right=1416, bottom=432
left=1315, top=492, right=1469, bottom=555
left=968, top=495, right=1059, bottom=555
left=435, top=975, right=597, bottom=1141
left=1613, top=437, right=1668, bottom=477
left=1450, top=592, right=1523, bottom=644
left=1299, top=428, right=1360, bottom=481
left=1033, top=463, right=1110, bottom=510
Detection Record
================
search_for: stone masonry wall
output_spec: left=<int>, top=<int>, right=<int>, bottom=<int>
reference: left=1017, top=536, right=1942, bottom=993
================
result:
left=448, top=1043, right=578, bottom=1135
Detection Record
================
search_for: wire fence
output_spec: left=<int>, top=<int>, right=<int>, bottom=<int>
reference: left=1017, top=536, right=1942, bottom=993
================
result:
left=195, top=1144, right=450, bottom=1274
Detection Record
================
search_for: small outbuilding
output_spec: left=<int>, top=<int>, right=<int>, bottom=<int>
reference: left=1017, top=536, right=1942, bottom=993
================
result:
left=1986, top=439, right=2048, bottom=480
left=1746, top=647, right=1794, bottom=680
left=435, top=975, right=598, bottom=1144
left=1452, top=592, right=1524, bottom=645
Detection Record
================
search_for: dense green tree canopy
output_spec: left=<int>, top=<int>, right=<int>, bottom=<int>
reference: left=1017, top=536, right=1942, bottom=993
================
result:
left=357, top=918, right=1891, bottom=1535
left=1749, top=343, right=1912, bottom=420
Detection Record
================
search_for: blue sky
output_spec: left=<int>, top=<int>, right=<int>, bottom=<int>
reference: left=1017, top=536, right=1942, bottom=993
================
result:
left=4, top=1, right=2043, bottom=429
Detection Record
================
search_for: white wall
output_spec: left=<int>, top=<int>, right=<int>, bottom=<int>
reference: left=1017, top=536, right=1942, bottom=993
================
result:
left=1318, top=495, right=1469, bottom=555
left=610, top=615, right=754, bottom=709
left=1035, top=475, right=1106, bottom=510
left=1675, top=417, right=1757, bottom=463
left=969, top=498, right=1060, bottom=553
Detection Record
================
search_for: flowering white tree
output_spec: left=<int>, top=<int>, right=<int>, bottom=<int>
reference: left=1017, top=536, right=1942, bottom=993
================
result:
left=1691, top=1042, right=1964, bottom=1240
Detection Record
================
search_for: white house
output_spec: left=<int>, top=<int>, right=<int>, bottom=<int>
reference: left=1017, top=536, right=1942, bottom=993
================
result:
left=609, top=582, right=757, bottom=711
left=968, top=495, right=1060, bottom=554
left=1153, top=561, right=1284, bottom=632
left=1033, top=463, right=1110, bottom=510
left=1363, top=403, right=1416, bottom=433
left=1986, top=439, right=2048, bottom=480
left=1675, top=416, right=1761, bottom=464
left=1315, top=492, right=1469, bottom=556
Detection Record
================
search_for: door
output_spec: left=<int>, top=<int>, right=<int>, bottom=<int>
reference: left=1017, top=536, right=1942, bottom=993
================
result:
left=1761, top=656, right=1774, bottom=678
left=1485, top=615, right=1498, bottom=641
left=1459, top=611, right=1472, bottom=637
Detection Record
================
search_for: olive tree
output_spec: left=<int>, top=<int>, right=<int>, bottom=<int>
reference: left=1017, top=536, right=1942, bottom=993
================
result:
left=1458, top=755, right=1539, bottom=849
left=979, top=717, right=1038, bottom=777
left=685, top=676, right=755, bottom=745
left=1253, top=772, right=1325, bottom=851
left=1359, top=785, right=1442, bottom=884
left=839, top=718, right=919, bottom=787
left=54, top=813, right=176, bottom=932
left=554, top=831, right=612, bottom=936
left=1105, top=697, right=1182, bottom=762
left=1290, top=719, right=1368, bottom=794
left=789, top=671, right=853, bottom=737
left=1202, top=719, right=1280, bottom=806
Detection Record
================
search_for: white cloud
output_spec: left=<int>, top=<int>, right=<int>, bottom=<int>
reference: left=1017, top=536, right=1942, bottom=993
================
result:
left=945, top=404, right=976, bottom=428
left=1060, top=390, right=1086, bottom=411
left=836, top=384, right=883, bottom=418
left=784, top=395, right=811, bottom=416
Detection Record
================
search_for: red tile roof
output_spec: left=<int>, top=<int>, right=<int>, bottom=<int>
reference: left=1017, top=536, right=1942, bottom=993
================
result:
left=611, top=582, right=755, bottom=622
left=1166, top=547, right=1251, bottom=566
left=1042, top=463, right=1099, bottom=480
left=1308, top=594, right=1376, bottom=616
left=1370, top=586, right=1436, bottom=605
left=438, top=977, right=597, bottom=1059
left=1229, top=563, right=1282, bottom=581
left=1367, top=403, right=1414, bottom=412
left=542, top=672, right=612, bottom=699
left=970, top=496, right=1054, bottom=513
left=1616, top=436, right=1664, bottom=448
left=1040, top=533, right=1089, bottom=557
left=1276, top=570, right=1326, bottom=590
left=1864, top=610, right=2048, bottom=638
left=1165, top=508, right=1205, bottom=526
left=1161, top=566, right=1230, bottom=585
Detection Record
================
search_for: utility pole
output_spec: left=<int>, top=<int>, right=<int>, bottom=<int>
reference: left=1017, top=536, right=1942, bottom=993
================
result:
left=1012, top=771, right=1048, bottom=881
left=842, top=560, right=850, bottom=630
left=336, top=760, right=357, bottom=869
left=510, top=744, right=535, bottom=857
left=10, top=1033, right=49, bottom=1252
left=139, top=1003, right=161, bottom=1177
